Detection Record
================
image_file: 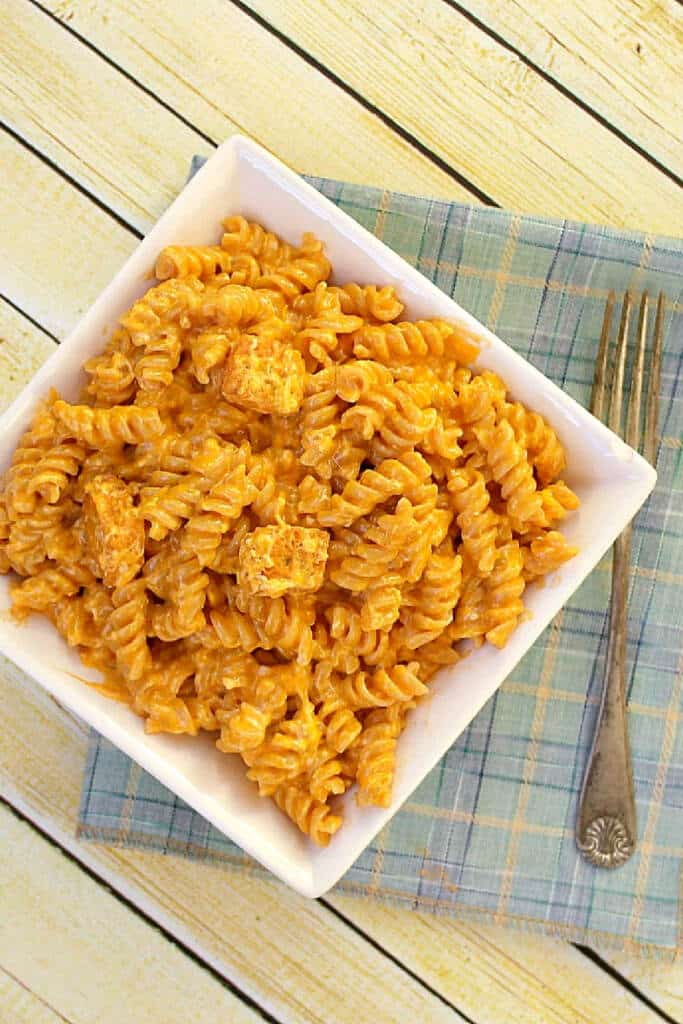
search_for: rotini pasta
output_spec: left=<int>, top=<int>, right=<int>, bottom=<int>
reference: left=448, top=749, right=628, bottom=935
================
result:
left=53, top=401, right=163, bottom=447
left=355, top=702, right=412, bottom=808
left=155, top=245, right=234, bottom=281
left=83, top=330, right=137, bottom=407
left=220, top=215, right=294, bottom=271
left=399, top=541, right=463, bottom=649
left=353, top=318, right=478, bottom=366
left=293, top=282, right=363, bottom=366
left=0, top=217, right=578, bottom=844
left=331, top=283, right=404, bottom=323
left=447, top=465, right=499, bottom=574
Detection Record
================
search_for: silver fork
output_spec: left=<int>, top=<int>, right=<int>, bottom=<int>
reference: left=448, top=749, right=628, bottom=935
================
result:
left=576, top=290, right=665, bottom=868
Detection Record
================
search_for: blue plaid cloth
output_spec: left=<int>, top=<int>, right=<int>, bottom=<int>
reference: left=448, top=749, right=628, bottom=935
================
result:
left=79, top=162, right=683, bottom=956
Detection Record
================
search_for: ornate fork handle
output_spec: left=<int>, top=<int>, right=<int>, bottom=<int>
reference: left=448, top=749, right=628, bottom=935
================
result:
left=576, top=529, right=636, bottom=868
left=576, top=291, right=664, bottom=869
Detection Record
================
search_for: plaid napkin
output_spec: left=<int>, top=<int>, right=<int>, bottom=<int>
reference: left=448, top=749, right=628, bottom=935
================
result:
left=79, top=159, right=683, bottom=956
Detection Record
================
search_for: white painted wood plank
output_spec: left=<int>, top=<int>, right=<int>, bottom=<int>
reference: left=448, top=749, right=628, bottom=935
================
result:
left=456, top=0, right=683, bottom=176
left=327, top=896, right=674, bottom=1024
left=0, top=804, right=263, bottom=1024
left=595, top=947, right=683, bottom=1022
left=0, top=303, right=57, bottom=413
left=0, top=130, right=136, bottom=338
left=243, top=0, right=683, bottom=233
left=9, top=0, right=473, bottom=206
left=1, top=0, right=211, bottom=230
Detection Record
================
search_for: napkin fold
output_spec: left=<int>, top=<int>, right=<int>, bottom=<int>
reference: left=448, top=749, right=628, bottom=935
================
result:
left=79, top=159, right=683, bottom=956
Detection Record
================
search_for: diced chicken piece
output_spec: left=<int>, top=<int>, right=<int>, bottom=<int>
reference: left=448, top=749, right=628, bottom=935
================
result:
left=222, top=334, right=305, bottom=414
left=238, top=524, right=329, bottom=597
left=82, top=475, right=145, bottom=587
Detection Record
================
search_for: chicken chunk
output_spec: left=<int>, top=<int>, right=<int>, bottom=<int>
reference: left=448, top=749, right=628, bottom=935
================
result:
left=238, top=524, right=329, bottom=597
left=82, top=475, right=145, bottom=587
left=222, top=334, right=305, bottom=414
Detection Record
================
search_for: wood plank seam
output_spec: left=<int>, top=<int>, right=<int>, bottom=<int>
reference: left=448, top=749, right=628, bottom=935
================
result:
left=0, top=119, right=143, bottom=241
left=1, top=801, right=267, bottom=1023
left=0, top=965, right=74, bottom=1024
left=27, top=0, right=217, bottom=149
left=13, top=0, right=478, bottom=209
left=240, top=0, right=682, bottom=231
left=318, top=898, right=479, bottom=1023
left=28, top=0, right=489, bottom=208
left=0, top=798, right=283, bottom=1024
left=2, top=776, right=467, bottom=1024
left=227, top=0, right=499, bottom=206
left=6, top=0, right=473, bottom=230
left=4, top=794, right=476, bottom=1024
left=11, top=0, right=679, bottom=229
left=573, top=947, right=680, bottom=1024
left=447, top=0, right=683, bottom=176
left=439, top=0, right=683, bottom=186
left=0, top=292, right=61, bottom=344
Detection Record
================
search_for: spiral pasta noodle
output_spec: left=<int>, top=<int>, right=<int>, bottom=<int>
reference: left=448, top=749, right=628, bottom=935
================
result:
left=0, top=216, right=578, bottom=844
left=447, top=465, right=499, bottom=574
left=353, top=318, right=478, bottom=366
left=155, top=245, right=233, bottom=281
left=332, top=283, right=404, bottom=323
left=293, top=283, right=363, bottom=366
left=53, top=401, right=163, bottom=447
left=220, top=215, right=294, bottom=270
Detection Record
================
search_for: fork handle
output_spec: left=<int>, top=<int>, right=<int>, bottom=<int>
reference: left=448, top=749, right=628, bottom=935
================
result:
left=576, top=529, right=637, bottom=868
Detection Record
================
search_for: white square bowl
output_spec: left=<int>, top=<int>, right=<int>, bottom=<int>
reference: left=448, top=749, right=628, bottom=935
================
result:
left=0, top=135, right=656, bottom=897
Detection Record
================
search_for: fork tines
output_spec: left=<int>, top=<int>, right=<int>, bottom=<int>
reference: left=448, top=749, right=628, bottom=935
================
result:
left=591, top=291, right=665, bottom=461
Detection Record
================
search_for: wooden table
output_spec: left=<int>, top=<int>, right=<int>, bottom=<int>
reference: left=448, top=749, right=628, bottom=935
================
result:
left=1, top=2, right=682, bottom=1021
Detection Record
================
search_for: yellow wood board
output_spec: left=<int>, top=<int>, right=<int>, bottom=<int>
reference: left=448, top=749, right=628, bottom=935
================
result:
left=1, top=804, right=262, bottom=1024
left=27, top=0, right=472, bottom=203
left=0, top=969, right=66, bottom=1024
left=1, top=0, right=211, bottom=228
left=0, top=130, right=137, bottom=337
left=602, top=947, right=683, bottom=1020
left=456, top=0, right=683, bottom=176
left=244, top=0, right=683, bottom=233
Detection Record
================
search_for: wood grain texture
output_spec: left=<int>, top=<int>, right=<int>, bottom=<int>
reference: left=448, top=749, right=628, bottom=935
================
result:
left=327, top=896, right=672, bottom=1024
left=1, top=0, right=211, bottom=230
left=0, top=805, right=262, bottom=1024
left=0, top=130, right=137, bottom=338
left=600, top=948, right=683, bottom=1020
left=455, top=0, right=683, bottom=177
left=244, top=0, right=683, bottom=233
left=0, top=969, right=67, bottom=1024
left=33, top=0, right=474, bottom=203
left=0, top=303, right=57, bottom=413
